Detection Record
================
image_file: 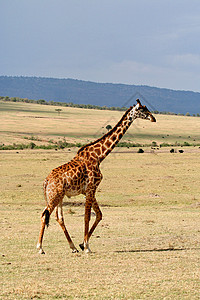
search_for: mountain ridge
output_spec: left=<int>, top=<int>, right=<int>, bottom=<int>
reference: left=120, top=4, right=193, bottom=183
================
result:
left=0, top=76, right=200, bottom=114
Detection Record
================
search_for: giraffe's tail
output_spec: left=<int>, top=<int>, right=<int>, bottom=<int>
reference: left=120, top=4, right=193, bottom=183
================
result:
left=42, top=209, right=50, bottom=228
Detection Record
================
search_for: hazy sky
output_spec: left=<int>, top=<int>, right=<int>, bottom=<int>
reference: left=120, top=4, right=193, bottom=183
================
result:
left=1, top=0, right=200, bottom=92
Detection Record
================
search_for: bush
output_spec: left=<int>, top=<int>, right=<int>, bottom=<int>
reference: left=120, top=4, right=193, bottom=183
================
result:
left=182, top=141, right=191, bottom=146
left=151, top=141, right=158, bottom=147
left=29, top=142, right=36, bottom=149
left=160, top=142, right=171, bottom=147
left=138, top=148, right=144, bottom=153
left=117, top=142, right=142, bottom=148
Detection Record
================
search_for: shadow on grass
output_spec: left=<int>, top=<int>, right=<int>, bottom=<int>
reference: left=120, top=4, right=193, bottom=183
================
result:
left=63, top=201, right=113, bottom=207
left=115, top=247, right=199, bottom=253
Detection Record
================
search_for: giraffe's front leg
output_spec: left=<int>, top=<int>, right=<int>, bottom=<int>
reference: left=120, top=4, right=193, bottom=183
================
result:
left=80, top=199, right=103, bottom=253
left=80, top=199, right=92, bottom=253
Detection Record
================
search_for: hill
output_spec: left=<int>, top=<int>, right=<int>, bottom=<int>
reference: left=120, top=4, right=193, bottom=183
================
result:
left=0, top=76, right=200, bottom=114
left=1, top=100, right=200, bottom=150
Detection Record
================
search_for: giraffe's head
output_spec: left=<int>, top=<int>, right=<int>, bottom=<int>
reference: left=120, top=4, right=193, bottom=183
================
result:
left=130, top=99, right=156, bottom=122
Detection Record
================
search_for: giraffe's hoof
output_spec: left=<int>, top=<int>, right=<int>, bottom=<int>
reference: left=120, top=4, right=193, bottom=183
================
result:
left=79, top=243, right=84, bottom=251
left=85, top=248, right=92, bottom=254
left=39, top=249, right=45, bottom=254
left=72, top=248, right=79, bottom=253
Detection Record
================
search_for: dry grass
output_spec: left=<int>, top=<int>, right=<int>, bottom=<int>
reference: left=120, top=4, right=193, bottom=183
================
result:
left=1, top=149, right=200, bottom=299
left=1, top=101, right=200, bottom=299
left=1, top=100, right=200, bottom=146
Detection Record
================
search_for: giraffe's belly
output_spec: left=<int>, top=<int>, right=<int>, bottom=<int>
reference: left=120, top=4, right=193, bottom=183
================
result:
left=65, top=188, right=85, bottom=197
left=64, top=176, right=88, bottom=197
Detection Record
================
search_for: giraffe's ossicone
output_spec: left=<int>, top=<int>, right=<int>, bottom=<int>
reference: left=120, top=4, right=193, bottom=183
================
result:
left=37, top=99, right=156, bottom=254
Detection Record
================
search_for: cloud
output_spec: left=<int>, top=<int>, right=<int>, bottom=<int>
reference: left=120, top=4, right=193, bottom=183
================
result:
left=100, top=60, right=200, bottom=92
left=167, top=54, right=200, bottom=67
left=1, top=0, right=200, bottom=92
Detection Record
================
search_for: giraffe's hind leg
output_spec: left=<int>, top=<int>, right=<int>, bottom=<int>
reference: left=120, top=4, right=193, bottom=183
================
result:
left=37, top=192, right=60, bottom=254
left=55, top=203, right=79, bottom=253
left=37, top=206, right=52, bottom=254
left=37, top=210, right=46, bottom=254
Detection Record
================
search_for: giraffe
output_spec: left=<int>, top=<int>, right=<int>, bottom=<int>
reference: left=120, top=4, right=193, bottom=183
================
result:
left=37, top=99, right=156, bottom=254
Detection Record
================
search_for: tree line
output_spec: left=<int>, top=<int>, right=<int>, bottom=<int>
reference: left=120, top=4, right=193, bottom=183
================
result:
left=0, top=96, right=127, bottom=111
left=0, top=96, right=199, bottom=116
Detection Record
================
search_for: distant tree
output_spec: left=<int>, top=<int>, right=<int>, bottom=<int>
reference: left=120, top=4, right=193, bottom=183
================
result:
left=185, top=112, right=190, bottom=116
left=37, top=99, right=46, bottom=104
left=55, top=108, right=62, bottom=115
left=29, top=142, right=36, bottom=149
left=151, top=141, right=158, bottom=147
left=106, top=124, right=112, bottom=131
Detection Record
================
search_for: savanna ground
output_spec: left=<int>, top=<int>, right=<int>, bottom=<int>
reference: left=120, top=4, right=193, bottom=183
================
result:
left=0, top=101, right=200, bottom=299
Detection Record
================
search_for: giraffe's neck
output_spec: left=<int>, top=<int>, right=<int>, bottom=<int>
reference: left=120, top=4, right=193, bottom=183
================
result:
left=77, top=107, right=134, bottom=163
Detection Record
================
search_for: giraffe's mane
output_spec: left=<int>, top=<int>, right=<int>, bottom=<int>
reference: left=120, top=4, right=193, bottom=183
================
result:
left=77, top=106, right=133, bottom=154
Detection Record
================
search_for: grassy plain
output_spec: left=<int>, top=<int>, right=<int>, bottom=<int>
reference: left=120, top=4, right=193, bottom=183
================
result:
left=0, top=101, right=200, bottom=299
left=1, top=100, right=200, bottom=147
